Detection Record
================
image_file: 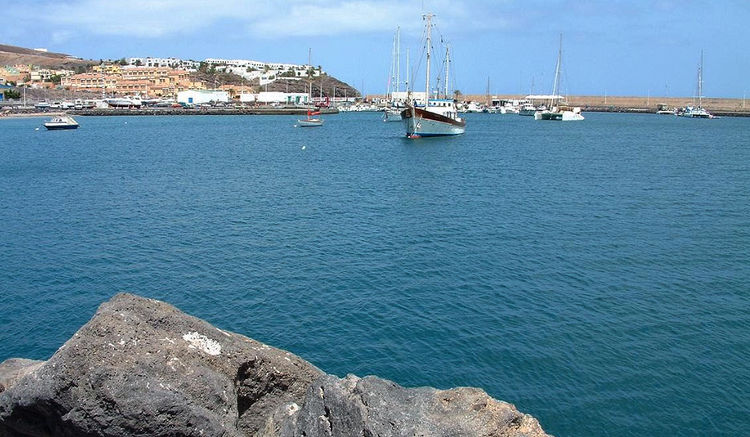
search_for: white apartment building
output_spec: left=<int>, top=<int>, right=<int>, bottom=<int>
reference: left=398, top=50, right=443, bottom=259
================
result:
left=177, top=90, right=229, bottom=105
left=126, top=57, right=200, bottom=71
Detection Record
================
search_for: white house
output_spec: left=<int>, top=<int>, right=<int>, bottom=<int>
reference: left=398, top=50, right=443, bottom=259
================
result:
left=177, top=90, right=229, bottom=105
left=126, top=57, right=200, bottom=71
left=240, top=92, right=311, bottom=105
left=391, top=91, right=427, bottom=105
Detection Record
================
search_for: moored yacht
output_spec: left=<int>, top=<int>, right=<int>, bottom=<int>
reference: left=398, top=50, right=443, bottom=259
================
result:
left=534, top=35, right=584, bottom=122
left=402, top=98, right=465, bottom=137
left=518, top=102, right=537, bottom=116
left=679, top=50, right=713, bottom=119
left=402, top=13, right=465, bottom=138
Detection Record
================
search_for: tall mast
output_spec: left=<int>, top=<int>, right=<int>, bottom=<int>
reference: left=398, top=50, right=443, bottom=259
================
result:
left=698, top=50, right=704, bottom=108
left=444, top=45, right=450, bottom=98
left=396, top=26, right=400, bottom=93
left=551, top=33, right=562, bottom=107
left=486, top=76, right=491, bottom=106
left=405, top=48, right=410, bottom=93
left=424, top=13, right=433, bottom=106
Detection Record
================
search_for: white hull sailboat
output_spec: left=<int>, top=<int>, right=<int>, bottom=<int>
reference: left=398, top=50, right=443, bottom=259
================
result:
left=383, top=27, right=404, bottom=122
left=402, top=13, right=465, bottom=138
left=534, top=35, right=584, bottom=122
left=297, top=109, right=323, bottom=127
left=680, top=50, right=713, bottom=119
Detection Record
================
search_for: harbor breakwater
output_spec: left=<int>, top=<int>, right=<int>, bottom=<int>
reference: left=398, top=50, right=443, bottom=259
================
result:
left=76, top=107, right=341, bottom=116
left=0, top=106, right=340, bottom=118
left=0, top=293, right=550, bottom=437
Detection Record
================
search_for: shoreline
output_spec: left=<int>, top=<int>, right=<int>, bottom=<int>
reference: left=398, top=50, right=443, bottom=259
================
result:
left=2, top=102, right=749, bottom=118
left=0, top=107, right=340, bottom=118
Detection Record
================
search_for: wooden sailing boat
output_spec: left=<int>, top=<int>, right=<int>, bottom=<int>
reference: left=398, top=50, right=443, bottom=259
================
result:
left=401, top=13, right=466, bottom=138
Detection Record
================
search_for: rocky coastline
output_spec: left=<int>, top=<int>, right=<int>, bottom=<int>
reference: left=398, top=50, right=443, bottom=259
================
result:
left=0, top=293, right=550, bottom=437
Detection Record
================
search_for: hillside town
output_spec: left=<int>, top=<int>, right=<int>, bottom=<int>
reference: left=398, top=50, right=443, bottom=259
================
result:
left=0, top=46, right=358, bottom=109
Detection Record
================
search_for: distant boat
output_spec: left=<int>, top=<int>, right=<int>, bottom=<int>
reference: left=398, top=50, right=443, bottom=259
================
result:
left=401, top=13, right=466, bottom=138
left=105, top=96, right=142, bottom=108
left=680, top=51, right=713, bottom=119
left=383, top=27, right=404, bottom=122
left=44, top=115, right=79, bottom=130
left=298, top=109, right=323, bottom=127
left=383, top=107, right=402, bottom=122
left=534, top=35, right=584, bottom=122
left=656, top=104, right=676, bottom=115
left=518, top=102, right=537, bottom=116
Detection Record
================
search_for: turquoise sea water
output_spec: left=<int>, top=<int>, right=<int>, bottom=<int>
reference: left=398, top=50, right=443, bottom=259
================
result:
left=1, top=112, right=748, bottom=435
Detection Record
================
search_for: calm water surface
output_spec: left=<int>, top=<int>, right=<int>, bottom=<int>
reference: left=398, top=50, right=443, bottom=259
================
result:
left=1, top=112, right=748, bottom=435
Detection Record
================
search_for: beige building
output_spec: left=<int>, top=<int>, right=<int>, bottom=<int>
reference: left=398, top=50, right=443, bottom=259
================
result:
left=62, top=66, right=192, bottom=97
left=92, top=64, right=123, bottom=75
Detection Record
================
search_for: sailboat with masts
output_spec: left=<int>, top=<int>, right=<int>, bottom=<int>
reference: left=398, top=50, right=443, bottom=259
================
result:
left=401, top=13, right=465, bottom=138
left=680, top=50, right=713, bottom=118
left=384, top=27, right=403, bottom=122
left=534, top=34, right=584, bottom=121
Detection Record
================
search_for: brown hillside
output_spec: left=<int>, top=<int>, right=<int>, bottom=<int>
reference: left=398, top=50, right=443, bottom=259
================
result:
left=0, top=43, right=94, bottom=69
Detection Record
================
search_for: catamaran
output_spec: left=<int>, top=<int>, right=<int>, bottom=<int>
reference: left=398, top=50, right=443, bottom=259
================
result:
left=534, top=35, right=584, bottom=122
left=680, top=50, right=713, bottom=119
left=401, top=13, right=465, bottom=138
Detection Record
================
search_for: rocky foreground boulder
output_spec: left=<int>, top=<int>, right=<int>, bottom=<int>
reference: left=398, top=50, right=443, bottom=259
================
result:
left=0, top=293, right=550, bottom=437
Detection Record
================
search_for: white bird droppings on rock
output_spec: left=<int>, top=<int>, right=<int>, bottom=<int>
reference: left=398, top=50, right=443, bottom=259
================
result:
left=182, top=332, right=221, bottom=356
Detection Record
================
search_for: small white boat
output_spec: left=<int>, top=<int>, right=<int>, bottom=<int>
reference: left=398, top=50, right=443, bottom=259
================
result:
left=518, top=103, right=537, bottom=116
left=44, top=115, right=79, bottom=130
left=297, top=118, right=323, bottom=127
left=297, top=109, right=323, bottom=127
left=383, top=107, right=403, bottom=122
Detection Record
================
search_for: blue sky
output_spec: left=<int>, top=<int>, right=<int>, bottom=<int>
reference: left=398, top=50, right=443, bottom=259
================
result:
left=2, top=0, right=749, bottom=97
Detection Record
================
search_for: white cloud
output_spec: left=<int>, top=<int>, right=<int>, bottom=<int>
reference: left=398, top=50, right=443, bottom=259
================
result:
left=42, top=0, right=260, bottom=38
left=4, top=0, right=504, bottom=40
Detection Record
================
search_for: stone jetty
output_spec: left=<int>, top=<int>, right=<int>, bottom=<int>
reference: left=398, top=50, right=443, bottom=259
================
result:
left=0, top=293, right=550, bottom=437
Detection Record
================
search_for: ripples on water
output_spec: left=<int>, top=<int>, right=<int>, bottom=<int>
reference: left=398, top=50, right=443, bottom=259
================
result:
left=1, top=113, right=748, bottom=435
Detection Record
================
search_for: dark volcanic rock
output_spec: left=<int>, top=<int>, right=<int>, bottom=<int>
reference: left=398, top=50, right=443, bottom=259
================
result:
left=0, top=293, right=322, bottom=436
left=261, top=374, right=548, bottom=437
left=0, top=294, right=550, bottom=437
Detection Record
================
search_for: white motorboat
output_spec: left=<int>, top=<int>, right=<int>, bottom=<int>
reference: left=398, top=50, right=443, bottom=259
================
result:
left=44, top=115, right=79, bottom=130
